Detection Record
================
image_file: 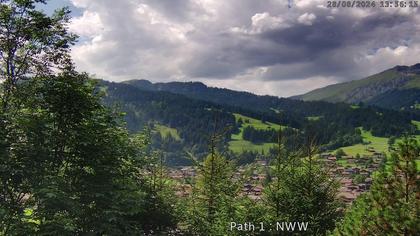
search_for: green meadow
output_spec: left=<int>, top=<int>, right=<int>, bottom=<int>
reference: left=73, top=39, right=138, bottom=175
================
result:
left=154, top=124, right=181, bottom=140
left=229, top=113, right=283, bottom=153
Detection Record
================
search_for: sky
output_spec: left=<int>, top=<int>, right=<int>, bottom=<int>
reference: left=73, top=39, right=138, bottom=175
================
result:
left=43, top=0, right=420, bottom=97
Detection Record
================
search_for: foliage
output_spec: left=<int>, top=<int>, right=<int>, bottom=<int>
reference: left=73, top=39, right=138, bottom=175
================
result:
left=184, top=133, right=241, bottom=235
left=335, top=149, right=347, bottom=159
left=264, top=132, right=342, bottom=235
left=334, top=137, right=420, bottom=235
left=0, top=1, right=76, bottom=233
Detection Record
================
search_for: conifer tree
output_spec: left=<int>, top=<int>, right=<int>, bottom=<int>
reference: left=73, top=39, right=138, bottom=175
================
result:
left=186, top=129, right=240, bottom=235
left=264, top=132, right=341, bottom=235
left=335, top=137, right=420, bottom=235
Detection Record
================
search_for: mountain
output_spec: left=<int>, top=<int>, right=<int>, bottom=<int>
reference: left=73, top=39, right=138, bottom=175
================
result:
left=295, top=63, right=420, bottom=110
left=98, top=79, right=419, bottom=165
left=122, top=79, right=400, bottom=121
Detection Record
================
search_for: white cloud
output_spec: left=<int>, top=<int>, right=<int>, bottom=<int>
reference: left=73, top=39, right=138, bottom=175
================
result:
left=69, top=11, right=103, bottom=38
left=251, top=12, right=288, bottom=33
left=297, top=12, right=316, bottom=25
left=355, top=45, right=420, bottom=76
left=67, top=0, right=420, bottom=97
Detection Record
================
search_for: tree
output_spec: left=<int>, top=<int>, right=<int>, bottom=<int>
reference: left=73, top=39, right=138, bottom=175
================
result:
left=264, top=128, right=299, bottom=220
left=1, top=72, right=179, bottom=234
left=138, top=149, right=179, bottom=233
left=264, top=133, right=341, bottom=235
left=185, top=130, right=240, bottom=235
left=335, top=149, right=347, bottom=159
left=0, top=0, right=76, bottom=110
left=335, top=137, right=420, bottom=235
left=0, top=1, right=76, bottom=233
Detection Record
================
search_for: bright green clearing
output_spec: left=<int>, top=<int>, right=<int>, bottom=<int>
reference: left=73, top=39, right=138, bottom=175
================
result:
left=229, top=140, right=276, bottom=153
left=411, top=120, right=420, bottom=130
left=306, top=116, right=322, bottom=121
left=154, top=124, right=181, bottom=140
left=340, top=129, right=389, bottom=156
left=233, top=113, right=282, bottom=130
left=339, top=126, right=420, bottom=157
left=229, top=113, right=282, bottom=153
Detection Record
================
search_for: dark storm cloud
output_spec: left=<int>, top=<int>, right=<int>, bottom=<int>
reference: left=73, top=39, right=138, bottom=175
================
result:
left=183, top=9, right=417, bottom=80
left=68, top=0, right=420, bottom=96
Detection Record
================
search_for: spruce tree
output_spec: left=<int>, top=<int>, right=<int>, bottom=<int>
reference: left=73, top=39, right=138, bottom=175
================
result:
left=186, top=131, right=240, bottom=235
left=335, top=137, right=420, bottom=235
left=264, top=132, right=341, bottom=235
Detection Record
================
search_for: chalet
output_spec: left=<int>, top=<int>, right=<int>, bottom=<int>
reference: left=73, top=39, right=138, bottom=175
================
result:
left=248, top=195, right=262, bottom=201
left=342, top=168, right=354, bottom=176
left=365, top=178, right=373, bottom=187
left=360, top=169, right=369, bottom=176
left=258, top=174, right=266, bottom=181
left=327, top=156, right=337, bottom=162
left=336, top=167, right=345, bottom=174
left=340, top=178, right=352, bottom=186
left=253, top=186, right=263, bottom=195
left=321, top=153, right=331, bottom=158
left=347, top=185, right=358, bottom=191
left=347, top=158, right=355, bottom=164
left=256, top=160, right=267, bottom=166
left=358, top=183, right=367, bottom=191
left=338, top=192, right=357, bottom=203
left=352, top=167, right=360, bottom=174
left=251, top=175, right=260, bottom=181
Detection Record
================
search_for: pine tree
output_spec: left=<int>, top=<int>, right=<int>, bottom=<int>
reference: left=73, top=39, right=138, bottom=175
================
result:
left=264, top=132, right=341, bottom=235
left=186, top=130, right=240, bottom=235
left=335, top=137, right=420, bottom=235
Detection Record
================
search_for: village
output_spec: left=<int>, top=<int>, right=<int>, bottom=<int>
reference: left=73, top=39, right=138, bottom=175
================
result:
left=167, top=147, right=385, bottom=204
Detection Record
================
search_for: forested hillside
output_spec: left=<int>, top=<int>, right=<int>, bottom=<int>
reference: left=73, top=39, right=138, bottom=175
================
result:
left=123, top=79, right=419, bottom=135
left=101, top=79, right=419, bottom=165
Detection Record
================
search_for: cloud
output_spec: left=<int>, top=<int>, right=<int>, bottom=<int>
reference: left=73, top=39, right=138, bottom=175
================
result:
left=67, top=0, right=420, bottom=97
left=297, top=13, right=316, bottom=25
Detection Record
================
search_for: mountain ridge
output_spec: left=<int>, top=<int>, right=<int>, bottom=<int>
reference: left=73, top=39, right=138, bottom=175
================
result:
left=295, top=63, right=420, bottom=110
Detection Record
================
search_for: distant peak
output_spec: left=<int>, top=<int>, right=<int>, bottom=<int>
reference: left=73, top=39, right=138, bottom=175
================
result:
left=125, top=79, right=152, bottom=84
left=393, top=63, right=420, bottom=73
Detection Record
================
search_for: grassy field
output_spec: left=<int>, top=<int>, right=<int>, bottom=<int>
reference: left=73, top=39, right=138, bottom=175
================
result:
left=229, top=140, right=276, bottom=153
left=154, top=124, right=181, bottom=140
left=340, top=129, right=389, bottom=156
left=339, top=123, right=420, bottom=157
left=412, top=120, right=420, bottom=130
left=229, top=113, right=282, bottom=153
left=233, top=113, right=282, bottom=130
left=306, top=116, right=322, bottom=121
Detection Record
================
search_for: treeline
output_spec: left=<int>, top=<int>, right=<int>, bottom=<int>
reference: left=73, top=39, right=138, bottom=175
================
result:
left=242, top=126, right=277, bottom=143
left=104, top=79, right=418, bottom=166
left=124, top=78, right=420, bottom=137
left=241, top=124, right=362, bottom=152
left=103, top=80, right=236, bottom=157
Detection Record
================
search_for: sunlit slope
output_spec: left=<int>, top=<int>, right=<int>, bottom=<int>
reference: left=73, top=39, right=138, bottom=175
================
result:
left=229, top=113, right=284, bottom=153
left=296, top=64, right=420, bottom=109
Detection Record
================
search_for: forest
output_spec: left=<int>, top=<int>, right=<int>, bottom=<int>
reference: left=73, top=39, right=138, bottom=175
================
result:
left=0, top=1, right=419, bottom=235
